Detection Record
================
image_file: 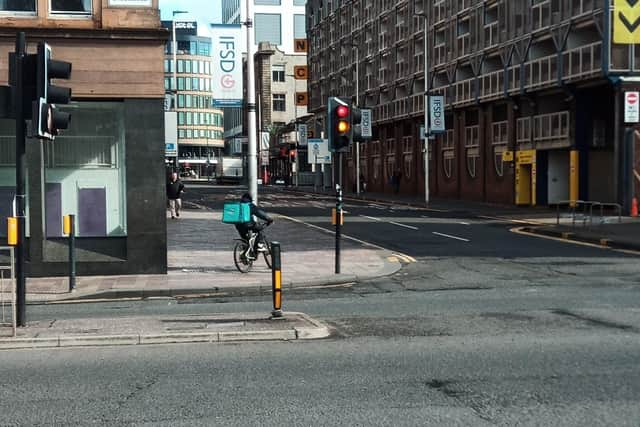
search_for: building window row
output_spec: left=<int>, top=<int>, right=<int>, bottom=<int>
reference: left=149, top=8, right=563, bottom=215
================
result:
left=1, top=0, right=91, bottom=15
left=166, top=40, right=211, bottom=56
left=176, top=94, right=217, bottom=109
left=178, top=129, right=224, bottom=140
left=164, top=59, right=211, bottom=76
left=178, top=112, right=224, bottom=127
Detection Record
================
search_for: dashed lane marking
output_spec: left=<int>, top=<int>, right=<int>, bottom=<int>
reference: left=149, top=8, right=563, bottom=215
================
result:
left=360, top=215, right=419, bottom=230
left=432, top=231, right=470, bottom=242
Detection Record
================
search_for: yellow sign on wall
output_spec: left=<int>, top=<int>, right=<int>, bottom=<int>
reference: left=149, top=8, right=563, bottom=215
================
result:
left=614, top=0, right=640, bottom=44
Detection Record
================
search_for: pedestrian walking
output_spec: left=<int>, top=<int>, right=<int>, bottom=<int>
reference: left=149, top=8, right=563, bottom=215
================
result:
left=392, top=170, right=401, bottom=194
left=167, top=172, right=185, bottom=219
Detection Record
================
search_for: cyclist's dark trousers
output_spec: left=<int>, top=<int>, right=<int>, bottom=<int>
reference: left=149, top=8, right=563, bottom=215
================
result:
left=235, top=224, right=263, bottom=252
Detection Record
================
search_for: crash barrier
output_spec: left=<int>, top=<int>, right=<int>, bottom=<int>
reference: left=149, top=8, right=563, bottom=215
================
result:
left=0, top=246, right=16, bottom=337
left=554, top=200, right=622, bottom=228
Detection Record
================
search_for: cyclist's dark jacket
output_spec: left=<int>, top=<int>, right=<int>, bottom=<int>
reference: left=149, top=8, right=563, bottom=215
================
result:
left=235, top=202, right=272, bottom=237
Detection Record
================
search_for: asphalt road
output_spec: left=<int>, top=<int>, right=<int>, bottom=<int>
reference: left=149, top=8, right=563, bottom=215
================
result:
left=2, top=186, right=639, bottom=425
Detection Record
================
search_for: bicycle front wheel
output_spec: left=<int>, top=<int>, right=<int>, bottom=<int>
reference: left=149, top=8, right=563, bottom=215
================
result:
left=233, top=240, right=253, bottom=273
left=262, top=237, right=272, bottom=269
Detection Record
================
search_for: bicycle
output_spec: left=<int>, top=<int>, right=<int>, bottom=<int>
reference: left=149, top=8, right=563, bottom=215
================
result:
left=233, top=222, right=272, bottom=273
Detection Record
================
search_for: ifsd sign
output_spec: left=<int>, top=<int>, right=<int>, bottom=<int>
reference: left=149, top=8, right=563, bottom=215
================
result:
left=429, top=96, right=445, bottom=134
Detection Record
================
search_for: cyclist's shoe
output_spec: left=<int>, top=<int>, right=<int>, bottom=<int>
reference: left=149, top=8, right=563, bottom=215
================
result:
left=257, top=242, right=267, bottom=252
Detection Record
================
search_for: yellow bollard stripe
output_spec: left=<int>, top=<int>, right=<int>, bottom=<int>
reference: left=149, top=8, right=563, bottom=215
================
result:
left=274, top=270, right=282, bottom=310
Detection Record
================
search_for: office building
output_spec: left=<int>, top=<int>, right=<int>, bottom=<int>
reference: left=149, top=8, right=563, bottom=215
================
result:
left=307, top=0, right=639, bottom=208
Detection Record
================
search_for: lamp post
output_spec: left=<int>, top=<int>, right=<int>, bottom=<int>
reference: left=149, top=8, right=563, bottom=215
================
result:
left=415, top=8, right=431, bottom=205
left=243, top=0, right=258, bottom=203
left=345, top=42, right=360, bottom=195
left=287, top=74, right=299, bottom=186
left=172, top=10, right=187, bottom=171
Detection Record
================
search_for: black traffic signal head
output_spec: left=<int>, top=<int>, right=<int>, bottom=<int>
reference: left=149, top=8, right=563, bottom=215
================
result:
left=33, top=42, right=72, bottom=139
left=350, top=105, right=363, bottom=143
left=328, top=96, right=351, bottom=152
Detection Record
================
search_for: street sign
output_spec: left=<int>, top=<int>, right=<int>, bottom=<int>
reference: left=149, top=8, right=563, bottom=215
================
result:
left=614, top=0, right=640, bottom=44
left=360, top=109, right=372, bottom=138
left=625, top=91, right=640, bottom=123
left=307, top=138, right=331, bottom=164
left=429, top=95, right=445, bottom=134
left=298, top=124, right=308, bottom=146
left=165, top=142, right=177, bottom=157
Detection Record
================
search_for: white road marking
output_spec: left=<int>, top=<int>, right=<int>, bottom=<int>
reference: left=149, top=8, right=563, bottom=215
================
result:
left=459, top=222, right=470, bottom=225
left=432, top=231, right=470, bottom=242
left=360, top=215, right=418, bottom=230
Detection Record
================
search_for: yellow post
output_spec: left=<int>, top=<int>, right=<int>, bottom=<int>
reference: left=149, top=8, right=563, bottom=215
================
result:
left=270, top=241, right=283, bottom=318
left=63, top=215, right=71, bottom=235
left=7, top=217, right=18, bottom=246
left=569, top=150, right=579, bottom=207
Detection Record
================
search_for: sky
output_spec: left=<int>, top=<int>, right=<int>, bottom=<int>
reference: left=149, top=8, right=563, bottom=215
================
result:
left=159, top=0, right=222, bottom=36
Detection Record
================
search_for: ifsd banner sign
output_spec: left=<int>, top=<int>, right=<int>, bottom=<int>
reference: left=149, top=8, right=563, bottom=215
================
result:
left=211, top=24, right=243, bottom=107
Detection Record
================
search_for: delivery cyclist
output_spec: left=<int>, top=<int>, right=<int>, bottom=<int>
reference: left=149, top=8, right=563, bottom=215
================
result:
left=235, top=193, right=273, bottom=259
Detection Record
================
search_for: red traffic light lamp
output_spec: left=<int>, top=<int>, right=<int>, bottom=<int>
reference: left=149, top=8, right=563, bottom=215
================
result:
left=328, top=97, right=351, bottom=152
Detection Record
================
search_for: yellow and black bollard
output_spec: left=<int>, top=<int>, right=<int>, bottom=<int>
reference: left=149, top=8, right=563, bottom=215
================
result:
left=270, top=241, right=283, bottom=318
left=63, top=214, right=76, bottom=292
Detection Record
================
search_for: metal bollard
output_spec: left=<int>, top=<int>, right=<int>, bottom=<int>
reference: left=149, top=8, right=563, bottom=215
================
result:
left=63, top=215, right=76, bottom=292
left=270, top=241, right=283, bottom=318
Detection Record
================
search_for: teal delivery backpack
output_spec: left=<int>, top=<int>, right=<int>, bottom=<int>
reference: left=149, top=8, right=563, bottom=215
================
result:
left=222, top=202, right=251, bottom=224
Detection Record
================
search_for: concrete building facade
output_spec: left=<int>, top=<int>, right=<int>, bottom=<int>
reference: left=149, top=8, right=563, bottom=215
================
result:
left=0, top=0, right=168, bottom=276
left=162, top=21, right=225, bottom=178
left=307, top=0, right=640, bottom=209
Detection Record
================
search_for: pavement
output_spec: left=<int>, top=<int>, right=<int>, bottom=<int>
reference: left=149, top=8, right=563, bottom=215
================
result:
left=0, top=197, right=402, bottom=347
left=1, top=185, right=638, bottom=349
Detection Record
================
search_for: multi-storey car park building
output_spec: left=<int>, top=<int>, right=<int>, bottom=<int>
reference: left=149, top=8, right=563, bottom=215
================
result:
left=0, top=0, right=168, bottom=276
left=307, top=0, right=640, bottom=208
left=162, top=21, right=225, bottom=178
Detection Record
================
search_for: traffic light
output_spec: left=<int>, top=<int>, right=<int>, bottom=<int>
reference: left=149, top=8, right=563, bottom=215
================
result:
left=350, top=105, right=363, bottom=143
left=328, top=96, right=351, bottom=152
left=32, top=42, right=71, bottom=139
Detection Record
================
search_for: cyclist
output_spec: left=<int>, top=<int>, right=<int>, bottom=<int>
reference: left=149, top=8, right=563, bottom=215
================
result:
left=235, top=193, right=273, bottom=259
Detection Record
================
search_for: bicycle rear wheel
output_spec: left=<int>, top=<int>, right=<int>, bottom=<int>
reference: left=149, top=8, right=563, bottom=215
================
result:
left=233, top=240, right=253, bottom=273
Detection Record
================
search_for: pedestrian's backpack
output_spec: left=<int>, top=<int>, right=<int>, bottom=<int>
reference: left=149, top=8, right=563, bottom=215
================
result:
left=222, top=201, right=251, bottom=224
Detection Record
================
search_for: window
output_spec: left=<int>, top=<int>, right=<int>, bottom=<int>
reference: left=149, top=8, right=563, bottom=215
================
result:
left=294, top=14, right=306, bottom=39
left=293, top=0, right=306, bottom=5
left=255, top=0, right=280, bottom=4
left=255, top=13, right=282, bottom=45
left=198, top=41, right=210, bottom=56
left=1, top=0, right=35, bottom=12
left=177, top=95, right=185, bottom=108
left=177, top=60, right=184, bottom=73
left=185, top=60, right=191, bottom=73
left=51, top=0, right=91, bottom=15
left=273, top=94, right=286, bottom=111
left=43, top=102, right=126, bottom=237
left=272, top=64, right=285, bottom=82
left=177, top=77, right=185, bottom=90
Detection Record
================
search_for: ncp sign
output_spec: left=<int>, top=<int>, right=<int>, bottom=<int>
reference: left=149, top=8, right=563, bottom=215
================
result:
left=625, top=91, right=640, bottom=123
left=429, top=95, right=445, bottom=134
left=211, top=24, right=243, bottom=107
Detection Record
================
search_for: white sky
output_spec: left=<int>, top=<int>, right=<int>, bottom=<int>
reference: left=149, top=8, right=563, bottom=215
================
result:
left=159, top=0, right=222, bottom=36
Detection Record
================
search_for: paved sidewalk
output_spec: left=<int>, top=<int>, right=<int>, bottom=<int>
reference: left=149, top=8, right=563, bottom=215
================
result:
left=20, top=207, right=400, bottom=303
left=0, top=311, right=331, bottom=350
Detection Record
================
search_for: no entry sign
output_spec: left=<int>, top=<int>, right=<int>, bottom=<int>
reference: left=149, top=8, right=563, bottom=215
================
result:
left=625, top=91, right=639, bottom=123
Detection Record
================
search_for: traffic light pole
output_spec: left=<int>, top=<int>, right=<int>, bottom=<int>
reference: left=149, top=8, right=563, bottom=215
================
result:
left=14, top=32, right=27, bottom=327
left=335, top=152, right=343, bottom=274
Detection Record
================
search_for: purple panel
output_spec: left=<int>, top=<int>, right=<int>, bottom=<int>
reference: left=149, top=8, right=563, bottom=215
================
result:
left=78, top=188, right=107, bottom=237
left=46, top=183, right=62, bottom=237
